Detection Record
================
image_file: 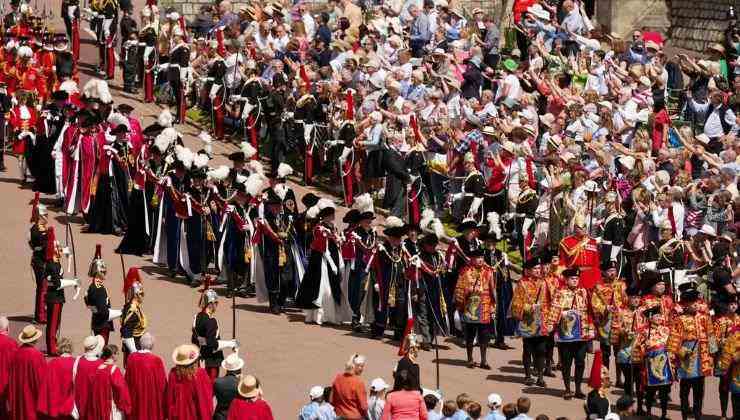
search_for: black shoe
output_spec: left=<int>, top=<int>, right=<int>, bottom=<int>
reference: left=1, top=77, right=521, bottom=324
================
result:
left=0, top=165, right=6, bottom=172
left=563, top=391, right=574, bottom=400
left=536, top=378, right=546, bottom=387
left=574, top=391, right=586, bottom=400
left=467, top=361, right=476, bottom=369
left=479, top=363, right=491, bottom=370
left=544, top=369, right=556, bottom=377
left=524, top=377, right=535, bottom=386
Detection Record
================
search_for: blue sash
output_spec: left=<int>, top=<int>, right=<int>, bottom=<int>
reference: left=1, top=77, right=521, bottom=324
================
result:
left=676, top=340, right=702, bottom=379
left=646, top=347, right=673, bottom=386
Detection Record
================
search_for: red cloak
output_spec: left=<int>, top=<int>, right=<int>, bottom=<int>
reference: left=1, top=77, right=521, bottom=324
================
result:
left=37, top=355, right=76, bottom=418
left=128, top=117, right=144, bottom=156
left=73, top=356, right=104, bottom=420
left=125, top=352, right=167, bottom=420
left=164, top=367, right=214, bottom=420
left=227, top=398, right=275, bottom=420
left=62, top=128, right=98, bottom=215
left=87, top=362, right=131, bottom=419
left=7, top=345, right=47, bottom=420
left=0, top=333, right=18, bottom=418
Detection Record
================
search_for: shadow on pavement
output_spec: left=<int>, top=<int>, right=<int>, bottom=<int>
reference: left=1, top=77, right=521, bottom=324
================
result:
left=486, top=373, right=528, bottom=385
left=433, top=358, right=470, bottom=367
left=499, top=365, right=525, bottom=374
left=521, top=385, right=565, bottom=398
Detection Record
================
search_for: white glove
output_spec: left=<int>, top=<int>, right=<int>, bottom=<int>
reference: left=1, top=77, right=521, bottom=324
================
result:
left=59, top=278, right=79, bottom=291
left=468, top=196, right=483, bottom=218
left=108, top=308, right=122, bottom=321
left=610, top=245, right=622, bottom=261
left=123, top=337, right=137, bottom=353
left=217, top=339, right=237, bottom=351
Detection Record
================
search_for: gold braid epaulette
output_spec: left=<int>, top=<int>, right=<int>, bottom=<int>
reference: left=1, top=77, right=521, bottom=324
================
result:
left=559, top=236, right=590, bottom=258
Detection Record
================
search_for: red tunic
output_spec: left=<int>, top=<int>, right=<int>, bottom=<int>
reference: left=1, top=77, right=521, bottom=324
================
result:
left=8, top=105, right=38, bottom=155
left=0, top=333, right=18, bottom=418
left=164, top=367, right=214, bottom=420
left=559, top=234, right=601, bottom=289
left=87, top=362, right=131, bottom=419
left=227, top=398, right=275, bottom=420
left=16, top=64, right=48, bottom=102
left=125, top=352, right=167, bottom=420
left=7, top=345, right=47, bottom=420
left=73, top=356, right=104, bottom=420
left=37, top=355, right=76, bottom=419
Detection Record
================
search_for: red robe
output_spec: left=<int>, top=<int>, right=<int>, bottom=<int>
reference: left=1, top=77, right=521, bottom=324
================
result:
left=73, top=356, right=104, bottom=420
left=62, top=127, right=98, bottom=214
left=37, top=355, right=76, bottom=419
left=0, top=333, right=18, bottom=418
left=559, top=234, right=601, bottom=289
left=164, top=367, right=214, bottom=420
left=128, top=116, right=144, bottom=156
left=87, top=362, right=131, bottom=419
left=227, top=398, right=275, bottom=420
left=125, top=352, right=167, bottom=420
left=7, top=345, right=47, bottom=420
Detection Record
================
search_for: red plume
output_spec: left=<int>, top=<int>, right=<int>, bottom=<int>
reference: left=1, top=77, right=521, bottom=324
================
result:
left=45, top=226, right=56, bottom=262
left=588, top=349, right=603, bottom=389
left=199, top=274, right=213, bottom=293
left=299, top=64, right=311, bottom=90
left=93, top=244, right=101, bottom=260
left=409, top=113, right=421, bottom=144
left=123, top=267, right=141, bottom=296
left=30, top=192, right=40, bottom=223
left=345, top=90, right=354, bottom=120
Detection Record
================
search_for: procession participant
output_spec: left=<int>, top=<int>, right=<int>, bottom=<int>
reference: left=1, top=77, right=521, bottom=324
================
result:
left=96, top=0, right=118, bottom=80
left=36, top=36, right=57, bottom=96
left=638, top=270, right=674, bottom=328
left=0, top=82, right=12, bottom=172
left=7, top=325, right=46, bottom=420
left=643, top=218, right=687, bottom=289
left=87, top=345, right=132, bottom=419
left=348, top=194, right=376, bottom=329
left=0, top=316, right=17, bottom=419
left=9, top=89, right=38, bottom=183
left=591, top=260, right=628, bottom=379
left=610, top=286, right=643, bottom=400
left=445, top=219, right=482, bottom=336
left=37, top=337, right=76, bottom=420
left=254, top=189, right=289, bottom=314
left=668, top=287, right=717, bottom=420
left=514, top=176, right=539, bottom=261
left=511, top=256, right=550, bottom=387
left=632, top=305, right=673, bottom=420
left=44, top=232, right=80, bottom=356
left=121, top=267, right=147, bottom=365
left=599, top=192, right=626, bottom=270
left=166, top=344, right=215, bottom=419
left=366, top=216, right=409, bottom=340
left=168, top=27, right=190, bottom=124
left=125, top=333, right=167, bottom=420
left=72, top=335, right=105, bottom=420
left=716, top=323, right=739, bottom=420
left=296, top=198, right=352, bottom=326
left=34, top=91, right=68, bottom=196
left=3, top=0, right=20, bottom=30
left=415, top=233, right=449, bottom=348
left=122, top=29, right=140, bottom=93
left=62, top=109, right=99, bottom=216
left=481, top=217, right=515, bottom=350
left=141, top=27, right=157, bottom=103
left=214, top=352, right=244, bottom=420
left=84, top=244, right=122, bottom=344
left=455, top=152, right=486, bottom=223
left=454, top=247, right=496, bottom=370
left=152, top=156, right=188, bottom=277
left=713, top=295, right=739, bottom=420
left=266, top=74, right=288, bottom=178
left=29, top=201, right=50, bottom=324
left=192, top=283, right=238, bottom=381
left=54, top=35, right=77, bottom=88
left=549, top=268, right=595, bottom=400
left=115, top=127, right=152, bottom=256
left=217, top=180, right=250, bottom=296
left=542, top=248, right=561, bottom=377
left=61, top=0, right=81, bottom=60
left=87, top=118, right=130, bottom=235
left=181, top=167, right=213, bottom=287
left=559, top=215, right=601, bottom=289
left=16, top=44, right=48, bottom=102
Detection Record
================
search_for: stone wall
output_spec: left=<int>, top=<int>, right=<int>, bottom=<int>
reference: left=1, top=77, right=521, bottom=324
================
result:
left=669, top=0, right=735, bottom=51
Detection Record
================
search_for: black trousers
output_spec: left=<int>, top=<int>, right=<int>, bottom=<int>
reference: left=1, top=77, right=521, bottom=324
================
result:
left=522, top=336, right=547, bottom=378
left=599, top=338, right=614, bottom=372
left=0, top=117, right=6, bottom=168
left=645, top=384, right=670, bottom=417
left=679, top=377, right=704, bottom=420
left=464, top=322, right=490, bottom=363
left=558, top=341, right=587, bottom=391
left=617, top=362, right=642, bottom=397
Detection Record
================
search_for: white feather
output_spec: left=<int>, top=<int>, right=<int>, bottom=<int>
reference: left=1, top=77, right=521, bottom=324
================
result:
left=277, top=163, right=293, bottom=178
left=59, top=80, right=79, bottom=95
left=207, top=165, right=230, bottom=181
left=198, top=130, right=213, bottom=143
left=240, top=142, right=257, bottom=159
left=306, top=205, right=319, bottom=219
left=96, top=80, right=112, bottom=104
left=317, top=198, right=335, bottom=210
left=193, top=153, right=210, bottom=168
left=175, top=145, right=194, bottom=169
left=385, top=216, right=404, bottom=229
left=486, top=212, right=502, bottom=240
left=431, top=218, right=445, bottom=239
left=274, top=183, right=288, bottom=200
left=247, top=160, right=263, bottom=175
left=158, top=109, right=174, bottom=128
left=245, top=173, right=267, bottom=196
left=236, top=174, right=248, bottom=184
left=17, top=45, right=33, bottom=58
left=162, top=127, right=179, bottom=143
left=352, top=193, right=374, bottom=213
left=83, top=78, right=99, bottom=99
left=154, top=132, right=173, bottom=153
left=107, top=112, right=129, bottom=129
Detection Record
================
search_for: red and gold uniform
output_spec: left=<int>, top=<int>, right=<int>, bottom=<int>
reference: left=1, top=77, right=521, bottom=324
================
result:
left=638, top=293, right=674, bottom=328
left=632, top=316, right=673, bottom=418
left=35, top=47, right=56, bottom=95
left=2, top=58, right=19, bottom=95
left=454, top=263, right=496, bottom=325
left=716, top=325, right=740, bottom=396
left=591, top=279, right=627, bottom=342
left=668, top=312, right=716, bottom=378
left=9, top=104, right=38, bottom=155
left=549, top=286, right=595, bottom=342
left=511, top=275, right=551, bottom=337
left=16, top=63, right=48, bottom=103
left=559, top=234, right=601, bottom=289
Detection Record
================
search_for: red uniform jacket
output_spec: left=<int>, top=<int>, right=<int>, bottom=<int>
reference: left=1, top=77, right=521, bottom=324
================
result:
left=559, top=235, right=602, bottom=289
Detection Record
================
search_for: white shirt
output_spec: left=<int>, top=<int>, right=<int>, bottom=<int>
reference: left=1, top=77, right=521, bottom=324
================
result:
left=302, top=13, right=316, bottom=41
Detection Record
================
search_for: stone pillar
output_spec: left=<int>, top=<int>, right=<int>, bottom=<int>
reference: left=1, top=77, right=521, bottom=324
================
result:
left=594, top=0, right=669, bottom=36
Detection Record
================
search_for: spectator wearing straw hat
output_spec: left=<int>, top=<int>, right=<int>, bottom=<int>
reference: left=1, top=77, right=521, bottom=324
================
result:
left=227, top=374, right=274, bottom=419
left=7, top=324, right=45, bottom=420
left=165, top=344, right=214, bottom=420
left=214, top=352, right=245, bottom=420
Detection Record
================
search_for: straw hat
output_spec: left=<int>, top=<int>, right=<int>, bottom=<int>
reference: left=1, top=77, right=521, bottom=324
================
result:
left=83, top=335, right=105, bottom=354
left=708, top=43, right=725, bottom=55
left=221, top=352, right=245, bottom=371
left=18, top=324, right=42, bottom=344
left=238, top=374, right=261, bottom=398
left=172, top=344, right=200, bottom=366
left=481, top=126, right=497, bottom=137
